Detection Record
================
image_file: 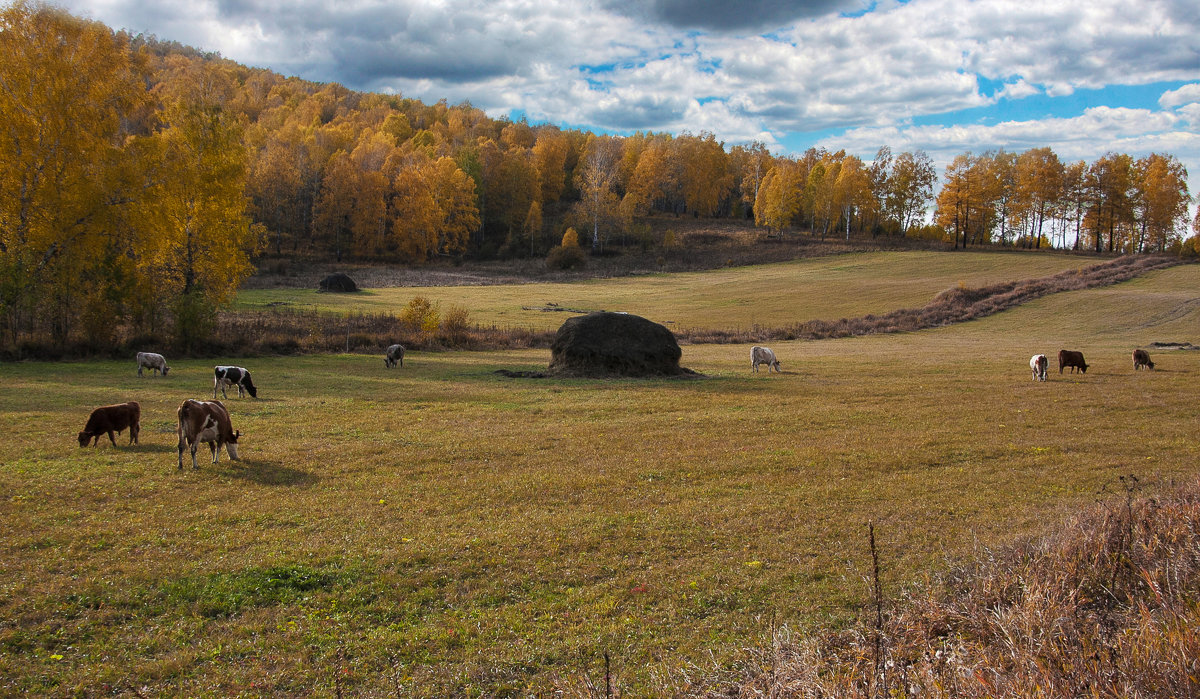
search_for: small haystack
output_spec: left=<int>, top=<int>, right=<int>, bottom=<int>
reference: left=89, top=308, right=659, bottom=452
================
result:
left=548, top=311, right=696, bottom=377
left=319, top=273, right=358, bottom=293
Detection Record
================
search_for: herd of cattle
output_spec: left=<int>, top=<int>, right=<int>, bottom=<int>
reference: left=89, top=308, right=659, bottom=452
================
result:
left=78, top=343, right=1158, bottom=466
left=77, top=353, right=259, bottom=469
left=79, top=347, right=409, bottom=469
left=1026, top=348, right=1154, bottom=382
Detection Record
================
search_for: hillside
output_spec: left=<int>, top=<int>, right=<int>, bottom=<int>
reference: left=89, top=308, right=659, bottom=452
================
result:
left=237, top=250, right=1099, bottom=332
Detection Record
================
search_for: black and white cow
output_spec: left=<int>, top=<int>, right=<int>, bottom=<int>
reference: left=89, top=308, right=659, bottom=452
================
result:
left=213, top=365, right=258, bottom=399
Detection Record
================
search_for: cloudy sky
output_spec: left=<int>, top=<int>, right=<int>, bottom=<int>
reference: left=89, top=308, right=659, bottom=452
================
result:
left=61, top=0, right=1200, bottom=217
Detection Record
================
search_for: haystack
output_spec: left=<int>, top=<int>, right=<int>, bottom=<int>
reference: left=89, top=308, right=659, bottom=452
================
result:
left=548, top=312, right=695, bottom=377
left=318, top=273, right=358, bottom=293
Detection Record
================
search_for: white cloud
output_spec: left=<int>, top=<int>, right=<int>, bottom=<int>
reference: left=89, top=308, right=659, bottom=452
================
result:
left=1160, top=83, right=1200, bottom=109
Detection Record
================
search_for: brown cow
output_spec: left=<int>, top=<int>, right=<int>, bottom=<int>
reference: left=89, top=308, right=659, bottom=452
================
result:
left=78, top=402, right=141, bottom=447
left=1133, top=349, right=1155, bottom=371
left=1058, top=349, right=1089, bottom=374
left=176, top=399, right=241, bottom=469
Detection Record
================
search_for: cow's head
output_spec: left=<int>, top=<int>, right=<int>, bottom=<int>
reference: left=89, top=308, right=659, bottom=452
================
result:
left=77, top=431, right=91, bottom=447
left=162, top=367, right=170, bottom=376
left=246, top=385, right=258, bottom=398
left=227, top=430, right=242, bottom=460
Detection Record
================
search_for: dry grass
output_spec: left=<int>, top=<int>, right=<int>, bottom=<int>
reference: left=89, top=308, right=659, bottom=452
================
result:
left=683, top=475, right=1200, bottom=698
left=0, top=262, right=1197, bottom=695
left=234, top=250, right=1097, bottom=333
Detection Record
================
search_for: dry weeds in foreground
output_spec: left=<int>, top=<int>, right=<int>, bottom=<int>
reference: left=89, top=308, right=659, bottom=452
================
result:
left=676, top=475, right=1200, bottom=698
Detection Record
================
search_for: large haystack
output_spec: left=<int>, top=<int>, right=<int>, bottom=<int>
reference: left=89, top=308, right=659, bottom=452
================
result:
left=548, top=312, right=695, bottom=377
left=318, top=273, right=358, bottom=293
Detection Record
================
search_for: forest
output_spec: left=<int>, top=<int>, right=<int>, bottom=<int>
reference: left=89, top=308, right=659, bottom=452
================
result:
left=1, top=2, right=1195, bottom=351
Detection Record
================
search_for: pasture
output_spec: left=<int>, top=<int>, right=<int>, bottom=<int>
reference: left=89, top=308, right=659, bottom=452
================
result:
left=1, top=261, right=1197, bottom=695
left=236, top=250, right=1092, bottom=331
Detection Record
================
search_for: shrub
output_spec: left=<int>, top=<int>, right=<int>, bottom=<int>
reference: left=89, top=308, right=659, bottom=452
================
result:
left=546, top=244, right=587, bottom=270
left=561, top=227, right=580, bottom=248
left=441, top=304, right=470, bottom=334
left=400, top=296, right=440, bottom=333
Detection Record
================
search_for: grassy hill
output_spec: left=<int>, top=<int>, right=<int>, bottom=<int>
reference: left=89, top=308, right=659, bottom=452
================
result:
left=237, top=250, right=1095, bottom=332
left=1, top=259, right=1196, bottom=695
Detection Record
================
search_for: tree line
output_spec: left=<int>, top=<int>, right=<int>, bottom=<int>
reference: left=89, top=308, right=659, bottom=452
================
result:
left=1, top=4, right=1195, bottom=351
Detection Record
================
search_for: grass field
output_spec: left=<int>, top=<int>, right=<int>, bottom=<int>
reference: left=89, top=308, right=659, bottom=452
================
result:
left=236, top=250, right=1094, bottom=332
left=2, top=261, right=1197, bottom=695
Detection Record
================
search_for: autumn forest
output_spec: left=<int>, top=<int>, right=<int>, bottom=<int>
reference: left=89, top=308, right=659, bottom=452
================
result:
left=1, top=3, right=1195, bottom=352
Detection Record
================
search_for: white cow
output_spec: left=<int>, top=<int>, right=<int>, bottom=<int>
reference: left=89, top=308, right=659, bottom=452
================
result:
left=136, top=352, right=170, bottom=377
left=751, top=346, right=781, bottom=373
left=1030, top=354, right=1048, bottom=382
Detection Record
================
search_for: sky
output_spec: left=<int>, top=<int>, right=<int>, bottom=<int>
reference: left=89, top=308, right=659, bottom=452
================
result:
left=59, top=0, right=1200, bottom=223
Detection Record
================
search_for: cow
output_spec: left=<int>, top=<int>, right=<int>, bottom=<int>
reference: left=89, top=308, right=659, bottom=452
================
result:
left=136, top=351, right=170, bottom=377
left=750, top=346, right=781, bottom=373
left=214, top=365, right=257, bottom=399
left=176, top=399, right=241, bottom=469
left=1030, top=354, right=1048, bottom=382
left=78, top=402, right=140, bottom=447
left=1133, top=349, right=1155, bottom=371
left=1058, top=349, right=1089, bottom=374
left=385, top=344, right=405, bottom=368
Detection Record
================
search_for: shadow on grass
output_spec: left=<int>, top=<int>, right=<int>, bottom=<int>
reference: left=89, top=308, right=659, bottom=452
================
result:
left=133, top=443, right=179, bottom=454
left=226, top=459, right=318, bottom=487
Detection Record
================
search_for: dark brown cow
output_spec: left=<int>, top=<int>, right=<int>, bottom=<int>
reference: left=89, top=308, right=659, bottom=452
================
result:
left=176, top=399, right=241, bottom=469
left=1133, top=349, right=1155, bottom=371
left=1058, top=349, right=1089, bottom=374
left=78, top=402, right=140, bottom=447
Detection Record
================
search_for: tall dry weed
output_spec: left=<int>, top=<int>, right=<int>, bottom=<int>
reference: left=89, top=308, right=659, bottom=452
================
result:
left=680, top=475, right=1200, bottom=698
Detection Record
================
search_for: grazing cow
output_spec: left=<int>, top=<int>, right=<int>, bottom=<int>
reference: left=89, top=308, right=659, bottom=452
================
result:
left=1133, top=349, right=1155, bottom=370
left=1058, top=349, right=1089, bottom=374
left=78, top=402, right=140, bottom=447
left=176, top=399, right=241, bottom=469
left=750, top=345, right=781, bottom=373
left=385, top=344, right=405, bottom=368
left=1030, top=354, right=1048, bottom=382
left=213, top=365, right=257, bottom=399
left=136, top=351, right=170, bottom=377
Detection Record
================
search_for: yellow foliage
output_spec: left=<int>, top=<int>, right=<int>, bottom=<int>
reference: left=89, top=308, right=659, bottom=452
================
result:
left=401, top=296, right=441, bottom=333
left=561, top=228, right=580, bottom=248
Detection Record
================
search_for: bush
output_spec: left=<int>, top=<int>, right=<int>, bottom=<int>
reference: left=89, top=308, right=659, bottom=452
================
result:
left=400, top=296, right=440, bottom=333
left=546, top=245, right=587, bottom=270
left=441, top=304, right=470, bottom=334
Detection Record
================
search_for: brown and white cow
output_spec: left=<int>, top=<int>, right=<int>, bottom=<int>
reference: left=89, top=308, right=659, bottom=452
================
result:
left=1133, top=348, right=1155, bottom=371
left=1029, top=354, right=1048, bottom=382
left=176, top=399, right=241, bottom=469
left=750, top=346, right=781, bottom=373
left=78, top=402, right=140, bottom=447
left=1058, top=349, right=1089, bottom=374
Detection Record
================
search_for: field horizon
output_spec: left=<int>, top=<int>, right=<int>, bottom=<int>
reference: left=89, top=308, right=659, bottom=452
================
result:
left=2, top=256, right=1197, bottom=695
